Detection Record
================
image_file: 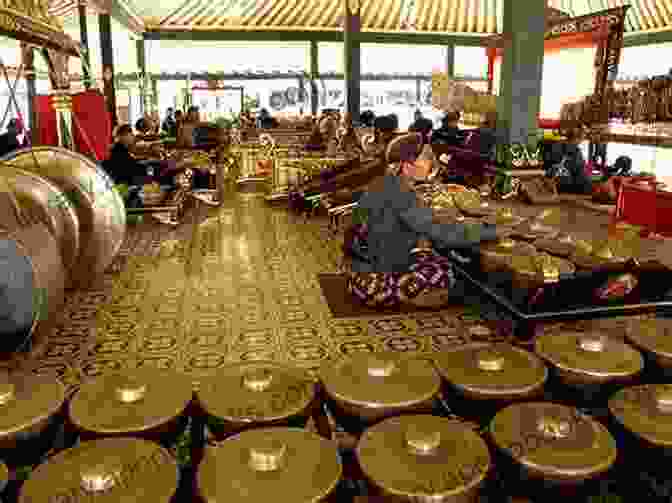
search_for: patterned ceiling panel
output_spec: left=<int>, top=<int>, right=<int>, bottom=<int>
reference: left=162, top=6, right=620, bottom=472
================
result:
left=48, top=0, right=77, bottom=20
left=49, top=0, right=672, bottom=34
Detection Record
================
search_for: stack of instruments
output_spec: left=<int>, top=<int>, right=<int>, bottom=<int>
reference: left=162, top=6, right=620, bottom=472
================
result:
left=0, top=146, right=126, bottom=356
left=2, top=319, right=671, bottom=503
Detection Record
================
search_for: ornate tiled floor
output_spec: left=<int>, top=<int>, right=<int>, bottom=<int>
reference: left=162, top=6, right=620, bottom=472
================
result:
left=0, top=190, right=474, bottom=394
left=7, top=188, right=646, bottom=397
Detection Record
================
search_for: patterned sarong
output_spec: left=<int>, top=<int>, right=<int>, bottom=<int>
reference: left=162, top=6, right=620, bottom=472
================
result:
left=345, top=223, right=455, bottom=308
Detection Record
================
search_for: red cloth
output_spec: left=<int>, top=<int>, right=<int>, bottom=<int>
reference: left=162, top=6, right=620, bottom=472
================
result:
left=33, top=95, right=58, bottom=147
left=33, top=91, right=111, bottom=161
left=72, top=90, right=111, bottom=161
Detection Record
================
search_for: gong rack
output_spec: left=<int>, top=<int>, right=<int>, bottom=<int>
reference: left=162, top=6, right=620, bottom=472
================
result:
left=2, top=342, right=670, bottom=503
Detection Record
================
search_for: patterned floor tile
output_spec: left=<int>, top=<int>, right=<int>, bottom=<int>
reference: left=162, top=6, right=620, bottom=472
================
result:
left=13, top=187, right=511, bottom=381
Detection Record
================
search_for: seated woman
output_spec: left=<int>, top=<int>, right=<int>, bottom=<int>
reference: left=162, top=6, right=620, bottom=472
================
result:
left=345, top=134, right=503, bottom=309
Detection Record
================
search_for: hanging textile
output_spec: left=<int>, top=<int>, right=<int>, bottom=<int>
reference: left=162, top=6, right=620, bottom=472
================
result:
left=33, top=91, right=111, bottom=160
left=33, top=95, right=58, bottom=147
left=72, top=90, right=111, bottom=161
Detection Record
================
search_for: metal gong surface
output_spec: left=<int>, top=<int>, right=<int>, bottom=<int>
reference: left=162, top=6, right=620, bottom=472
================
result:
left=69, top=370, right=192, bottom=435
left=0, top=461, right=7, bottom=492
left=625, top=318, right=672, bottom=364
left=198, top=427, right=341, bottom=503
left=0, top=223, right=66, bottom=351
left=534, top=332, right=643, bottom=381
left=609, top=384, right=672, bottom=448
left=0, top=147, right=126, bottom=288
left=0, top=371, right=65, bottom=439
left=197, top=361, right=316, bottom=423
left=0, top=167, right=80, bottom=287
left=434, top=343, right=548, bottom=400
left=490, top=402, right=617, bottom=481
left=356, top=415, right=491, bottom=500
left=19, top=438, right=178, bottom=503
left=319, top=353, right=441, bottom=410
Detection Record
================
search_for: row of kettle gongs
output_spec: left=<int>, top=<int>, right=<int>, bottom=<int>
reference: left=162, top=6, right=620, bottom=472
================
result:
left=1, top=355, right=670, bottom=503
left=0, top=332, right=653, bottom=451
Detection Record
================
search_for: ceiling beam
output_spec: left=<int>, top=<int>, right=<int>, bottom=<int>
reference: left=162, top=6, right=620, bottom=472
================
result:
left=143, top=29, right=489, bottom=46
left=89, top=0, right=144, bottom=34
left=622, top=28, right=672, bottom=47
left=112, top=71, right=488, bottom=82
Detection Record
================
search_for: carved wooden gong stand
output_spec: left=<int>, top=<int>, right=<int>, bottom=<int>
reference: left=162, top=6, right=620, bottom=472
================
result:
left=486, top=6, right=629, bottom=128
left=0, top=0, right=82, bottom=148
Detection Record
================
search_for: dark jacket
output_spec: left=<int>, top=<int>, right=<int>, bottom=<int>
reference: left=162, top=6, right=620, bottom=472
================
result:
left=431, top=126, right=464, bottom=147
left=162, top=117, right=177, bottom=137
left=103, top=142, right=145, bottom=185
left=0, top=132, right=19, bottom=157
left=354, top=175, right=497, bottom=272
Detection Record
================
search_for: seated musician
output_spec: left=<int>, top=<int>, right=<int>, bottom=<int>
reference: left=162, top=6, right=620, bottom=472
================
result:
left=359, top=110, right=376, bottom=128
left=304, top=122, right=326, bottom=152
left=345, top=134, right=503, bottom=309
left=103, top=125, right=149, bottom=186
left=320, top=111, right=340, bottom=155
left=338, top=112, right=364, bottom=156
left=174, top=106, right=212, bottom=190
left=289, top=115, right=397, bottom=212
left=434, top=112, right=498, bottom=186
left=432, top=111, right=464, bottom=146
left=364, top=115, right=397, bottom=158
left=103, top=125, right=178, bottom=188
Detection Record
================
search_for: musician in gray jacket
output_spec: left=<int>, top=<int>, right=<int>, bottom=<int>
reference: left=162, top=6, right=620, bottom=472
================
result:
left=346, top=134, right=503, bottom=308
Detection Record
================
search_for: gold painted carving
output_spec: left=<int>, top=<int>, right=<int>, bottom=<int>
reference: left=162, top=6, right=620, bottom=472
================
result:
left=0, top=0, right=61, bottom=28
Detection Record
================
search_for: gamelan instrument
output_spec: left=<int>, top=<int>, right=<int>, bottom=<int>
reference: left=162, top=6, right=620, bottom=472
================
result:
left=0, top=146, right=126, bottom=354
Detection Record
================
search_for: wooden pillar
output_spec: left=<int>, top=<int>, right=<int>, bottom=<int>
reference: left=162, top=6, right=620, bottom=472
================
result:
left=136, top=39, right=146, bottom=115
left=98, top=12, right=117, bottom=128
left=20, top=43, right=36, bottom=133
left=343, top=0, right=361, bottom=124
left=309, top=40, right=319, bottom=115
left=77, top=1, right=91, bottom=89
left=497, top=0, right=545, bottom=145
left=445, top=44, right=455, bottom=78
left=152, top=77, right=159, bottom=112
left=486, top=47, right=496, bottom=95
left=415, top=79, right=421, bottom=108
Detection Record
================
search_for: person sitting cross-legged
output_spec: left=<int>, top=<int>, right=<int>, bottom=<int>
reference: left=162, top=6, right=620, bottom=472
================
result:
left=344, top=133, right=506, bottom=309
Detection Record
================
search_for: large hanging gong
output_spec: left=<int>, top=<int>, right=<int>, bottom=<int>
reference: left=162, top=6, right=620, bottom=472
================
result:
left=0, top=166, right=80, bottom=288
left=0, top=147, right=125, bottom=288
left=0, top=192, right=65, bottom=354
